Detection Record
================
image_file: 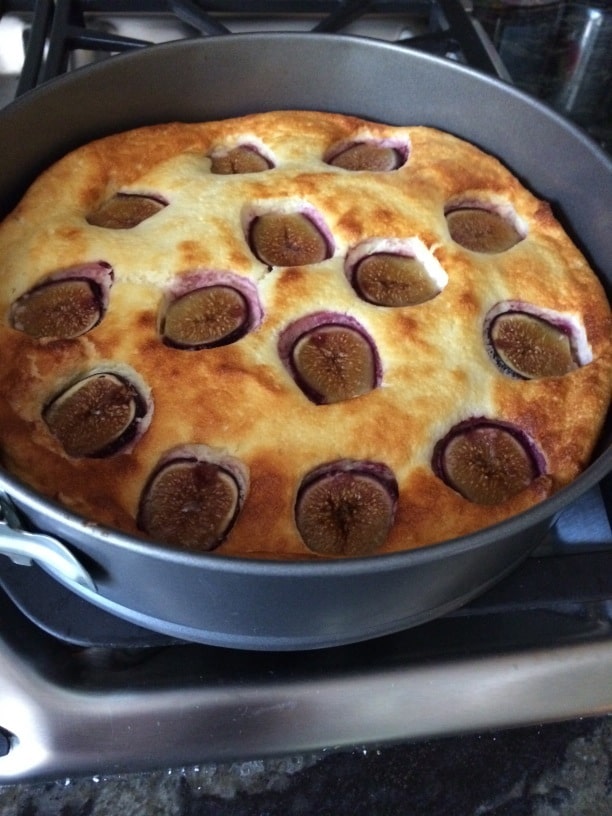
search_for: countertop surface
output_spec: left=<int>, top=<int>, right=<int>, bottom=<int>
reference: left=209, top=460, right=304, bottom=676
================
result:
left=1, top=715, right=611, bottom=815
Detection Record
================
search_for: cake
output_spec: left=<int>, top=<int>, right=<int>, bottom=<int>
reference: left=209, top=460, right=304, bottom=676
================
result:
left=0, top=110, right=609, bottom=559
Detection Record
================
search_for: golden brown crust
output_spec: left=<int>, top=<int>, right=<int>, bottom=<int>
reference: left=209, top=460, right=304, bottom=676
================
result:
left=0, top=110, right=610, bottom=558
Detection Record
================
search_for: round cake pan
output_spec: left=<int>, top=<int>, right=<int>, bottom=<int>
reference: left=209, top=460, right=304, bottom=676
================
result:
left=0, top=34, right=610, bottom=650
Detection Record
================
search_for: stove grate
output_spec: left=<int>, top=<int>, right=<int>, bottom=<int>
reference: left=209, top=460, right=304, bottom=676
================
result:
left=1, top=0, right=54, bottom=93
left=7, top=0, right=505, bottom=97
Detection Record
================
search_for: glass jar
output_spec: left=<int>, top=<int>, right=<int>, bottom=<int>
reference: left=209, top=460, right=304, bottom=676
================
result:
left=472, top=1, right=565, bottom=98
left=550, top=2, right=612, bottom=148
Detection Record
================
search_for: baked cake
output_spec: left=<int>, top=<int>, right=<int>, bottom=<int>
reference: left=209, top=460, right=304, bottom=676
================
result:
left=0, top=110, right=610, bottom=559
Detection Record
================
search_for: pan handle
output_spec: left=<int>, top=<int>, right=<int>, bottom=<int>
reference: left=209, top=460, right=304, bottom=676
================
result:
left=0, top=494, right=96, bottom=592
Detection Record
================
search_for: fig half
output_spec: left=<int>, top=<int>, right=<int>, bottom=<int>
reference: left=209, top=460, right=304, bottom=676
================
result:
left=10, top=262, right=114, bottom=340
left=278, top=312, right=382, bottom=404
left=484, top=302, right=589, bottom=379
left=87, top=193, right=167, bottom=229
left=346, top=238, right=448, bottom=307
left=325, top=139, right=408, bottom=171
left=432, top=418, right=545, bottom=505
left=246, top=206, right=334, bottom=267
left=295, top=459, right=398, bottom=556
left=210, top=144, right=274, bottom=174
left=445, top=202, right=524, bottom=253
left=137, top=445, right=249, bottom=551
left=43, top=368, right=152, bottom=458
left=159, top=270, right=263, bottom=350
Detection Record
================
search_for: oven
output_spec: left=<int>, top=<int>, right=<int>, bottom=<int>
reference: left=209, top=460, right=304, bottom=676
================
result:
left=0, top=0, right=611, bottom=804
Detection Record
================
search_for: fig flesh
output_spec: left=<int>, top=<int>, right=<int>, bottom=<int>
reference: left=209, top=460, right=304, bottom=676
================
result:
left=160, top=270, right=263, bottom=350
left=210, top=145, right=272, bottom=174
left=488, top=310, right=577, bottom=379
left=446, top=206, right=522, bottom=253
left=295, top=460, right=398, bottom=556
left=327, top=142, right=405, bottom=172
left=353, top=252, right=439, bottom=306
left=137, top=447, right=248, bottom=551
left=161, top=285, right=249, bottom=349
left=249, top=211, right=331, bottom=267
left=10, top=262, right=114, bottom=340
left=43, top=371, right=150, bottom=458
left=433, top=419, right=544, bottom=505
left=279, top=313, right=381, bottom=404
left=87, top=193, right=166, bottom=229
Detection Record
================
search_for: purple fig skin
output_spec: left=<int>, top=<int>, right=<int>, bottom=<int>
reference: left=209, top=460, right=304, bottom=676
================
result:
left=159, top=270, right=263, bottom=350
left=432, top=417, right=546, bottom=505
left=483, top=301, right=590, bottom=379
left=295, top=459, right=399, bottom=556
left=278, top=311, right=383, bottom=404
left=137, top=444, right=249, bottom=551
left=10, top=261, right=114, bottom=339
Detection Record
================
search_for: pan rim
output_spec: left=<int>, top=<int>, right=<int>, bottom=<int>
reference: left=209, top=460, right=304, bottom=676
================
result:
left=2, top=32, right=611, bottom=167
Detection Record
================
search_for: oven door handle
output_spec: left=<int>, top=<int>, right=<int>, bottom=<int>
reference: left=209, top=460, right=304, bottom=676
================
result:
left=0, top=499, right=96, bottom=593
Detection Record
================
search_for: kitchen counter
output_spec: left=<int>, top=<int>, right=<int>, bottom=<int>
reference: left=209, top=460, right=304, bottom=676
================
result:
left=1, top=715, right=611, bottom=814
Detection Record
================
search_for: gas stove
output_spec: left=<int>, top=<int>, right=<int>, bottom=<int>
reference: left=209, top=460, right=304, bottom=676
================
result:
left=0, top=0, right=611, bottom=786
left=0, top=0, right=510, bottom=106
